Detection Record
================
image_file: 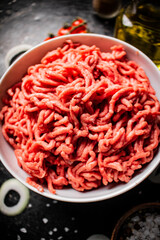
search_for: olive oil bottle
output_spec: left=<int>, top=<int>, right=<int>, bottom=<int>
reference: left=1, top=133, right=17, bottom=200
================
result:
left=114, top=0, right=160, bottom=69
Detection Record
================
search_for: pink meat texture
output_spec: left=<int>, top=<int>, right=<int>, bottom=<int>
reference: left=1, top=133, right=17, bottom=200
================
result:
left=0, top=40, right=160, bottom=193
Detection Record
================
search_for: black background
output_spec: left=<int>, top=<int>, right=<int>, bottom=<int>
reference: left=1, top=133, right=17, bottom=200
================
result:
left=0, top=1, right=159, bottom=240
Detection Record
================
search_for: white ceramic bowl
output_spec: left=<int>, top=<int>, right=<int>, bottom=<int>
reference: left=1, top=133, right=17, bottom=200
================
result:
left=0, top=34, right=160, bottom=203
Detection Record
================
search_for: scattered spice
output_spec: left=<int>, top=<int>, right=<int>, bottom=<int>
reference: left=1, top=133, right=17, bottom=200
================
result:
left=53, top=227, right=58, bottom=232
left=64, top=227, right=69, bottom=232
left=42, top=218, right=48, bottom=224
left=20, top=227, right=27, bottom=233
left=46, top=203, right=50, bottom=207
left=48, top=230, right=53, bottom=235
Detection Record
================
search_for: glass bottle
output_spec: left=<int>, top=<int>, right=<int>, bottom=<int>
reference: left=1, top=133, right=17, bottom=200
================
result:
left=92, top=0, right=122, bottom=19
left=114, top=0, right=160, bottom=69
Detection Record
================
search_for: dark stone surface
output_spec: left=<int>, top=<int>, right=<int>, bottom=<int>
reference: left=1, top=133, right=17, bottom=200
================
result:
left=0, top=0, right=115, bottom=76
left=0, top=1, right=159, bottom=240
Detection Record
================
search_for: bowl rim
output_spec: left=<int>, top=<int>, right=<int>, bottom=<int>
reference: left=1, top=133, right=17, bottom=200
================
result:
left=0, top=33, right=160, bottom=203
left=1, top=33, right=159, bottom=83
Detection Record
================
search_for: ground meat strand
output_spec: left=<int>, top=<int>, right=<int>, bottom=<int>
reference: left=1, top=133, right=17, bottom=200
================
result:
left=1, top=40, right=160, bottom=193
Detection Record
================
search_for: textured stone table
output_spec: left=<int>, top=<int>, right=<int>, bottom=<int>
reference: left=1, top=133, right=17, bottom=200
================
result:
left=0, top=1, right=159, bottom=240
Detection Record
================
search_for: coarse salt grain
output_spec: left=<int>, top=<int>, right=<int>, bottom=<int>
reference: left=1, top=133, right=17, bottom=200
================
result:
left=125, top=212, right=160, bottom=240
left=57, top=236, right=63, bottom=240
left=28, top=203, right=32, bottom=208
left=20, top=228, right=27, bottom=233
left=42, top=218, right=48, bottom=224
left=53, top=227, right=58, bottom=232
left=64, top=227, right=69, bottom=232
left=154, top=215, right=160, bottom=224
left=48, top=230, right=53, bottom=235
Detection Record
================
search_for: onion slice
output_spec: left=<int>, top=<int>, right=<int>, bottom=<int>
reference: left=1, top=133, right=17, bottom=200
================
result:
left=0, top=178, right=30, bottom=216
left=87, top=234, right=110, bottom=240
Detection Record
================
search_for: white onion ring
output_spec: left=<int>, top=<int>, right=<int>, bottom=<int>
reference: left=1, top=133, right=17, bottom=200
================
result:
left=87, top=234, right=109, bottom=240
left=5, top=44, right=32, bottom=68
left=0, top=178, right=30, bottom=216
